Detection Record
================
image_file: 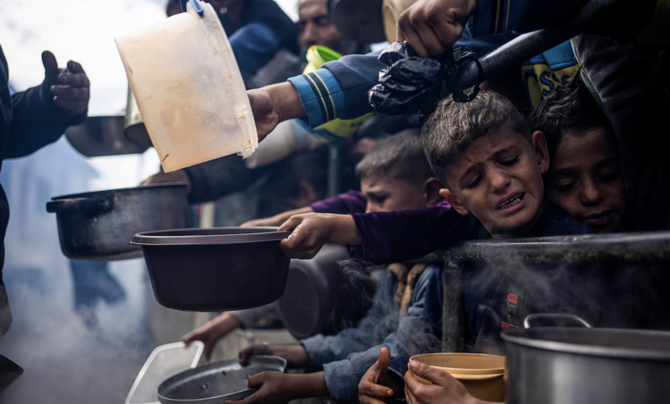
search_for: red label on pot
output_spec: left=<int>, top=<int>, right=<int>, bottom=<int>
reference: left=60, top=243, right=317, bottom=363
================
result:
left=501, top=321, right=518, bottom=330
left=507, top=293, right=519, bottom=304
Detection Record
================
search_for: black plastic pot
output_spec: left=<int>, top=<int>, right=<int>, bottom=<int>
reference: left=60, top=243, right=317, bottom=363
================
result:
left=132, top=227, right=291, bottom=311
left=47, top=184, right=191, bottom=261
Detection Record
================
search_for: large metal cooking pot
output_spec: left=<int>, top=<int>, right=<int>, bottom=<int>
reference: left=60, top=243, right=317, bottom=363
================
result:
left=47, top=184, right=191, bottom=261
left=502, top=314, right=670, bottom=404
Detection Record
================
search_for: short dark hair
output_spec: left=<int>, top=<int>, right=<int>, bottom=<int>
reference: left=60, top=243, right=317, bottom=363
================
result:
left=355, top=130, right=433, bottom=182
left=528, top=73, right=614, bottom=157
left=422, top=90, right=530, bottom=180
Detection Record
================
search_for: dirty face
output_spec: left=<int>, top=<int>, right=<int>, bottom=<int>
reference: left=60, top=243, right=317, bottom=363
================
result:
left=548, top=128, right=626, bottom=233
left=361, top=172, right=429, bottom=214
left=441, top=127, right=550, bottom=238
left=297, top=0, right=342, bottom=52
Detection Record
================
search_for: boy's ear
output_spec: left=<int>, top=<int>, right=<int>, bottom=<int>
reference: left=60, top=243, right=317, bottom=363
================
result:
left=531, top=131, right=550, bottom=174
left=298, top=180, right=319, bottom=204
left=422, top=177, right=443, bottom=207
left=439, top=188, right=470, bottom=216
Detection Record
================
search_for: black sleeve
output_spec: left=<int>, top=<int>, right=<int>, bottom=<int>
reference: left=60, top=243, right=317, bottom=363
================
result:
left=574, top=34, right=670, bottom=230
left=241, top=0, right=299, bottom=55
left=6, top=79, right=86, bottom=159
left=183, top=155, right=266, bottom=204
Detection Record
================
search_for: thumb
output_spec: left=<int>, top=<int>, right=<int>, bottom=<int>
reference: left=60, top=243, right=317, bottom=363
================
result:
left=278, top=215, right=302, bottom=232
left=42, top=51, right=60, bottom=84
left=408, top=360, right=449, bottom=385
left=375, top=347, right=391, bottom=383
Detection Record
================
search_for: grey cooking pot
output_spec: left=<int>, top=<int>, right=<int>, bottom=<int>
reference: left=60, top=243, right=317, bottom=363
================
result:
left=47, top=184, right=191, bottom=261
left=132, top=227, right=291, bottom=311
left=65, top=115, right=149, bottom=157
left=157, top=356, right=287, bottom=404
left=502, top=314, right=670, bottom=404
left=278, top=244, right=374, bottom=339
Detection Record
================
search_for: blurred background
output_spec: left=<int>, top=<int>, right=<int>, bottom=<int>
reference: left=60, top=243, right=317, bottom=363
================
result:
left=0, top=0, right=298, bottom=402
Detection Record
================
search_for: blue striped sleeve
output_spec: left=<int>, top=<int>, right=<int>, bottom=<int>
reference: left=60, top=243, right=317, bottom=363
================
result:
left=288, top=68, right=344, bottom=128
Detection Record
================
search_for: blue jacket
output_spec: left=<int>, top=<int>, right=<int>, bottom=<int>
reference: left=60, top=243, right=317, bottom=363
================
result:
left=301, top=264, right=441, bottom=402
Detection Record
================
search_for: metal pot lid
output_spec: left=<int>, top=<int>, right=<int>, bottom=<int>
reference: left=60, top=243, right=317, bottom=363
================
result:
left=50, top=183, right=188, bottom=200
left=132, top=227, right=291, bottom=246
left=502, top=327, right=670, bottom=361
left=157, top=356, right=287, bottom=404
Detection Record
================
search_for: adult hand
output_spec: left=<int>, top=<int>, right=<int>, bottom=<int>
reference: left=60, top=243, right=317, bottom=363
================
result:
left=396, top=0, right=476, bottom=57
left=277, top=213, right=358, bottom=259
left=42, top=51, right=90, bottom=116
left=358, top=347, right=394, bottom=404
left=247, top=82, right=306, bottom=142
left=140, top=170, right=191, bottom=193
left=238, top=344, right=310, bottom=368
left=182, top=313, right=241, bottom=360
left=405, top=359, right=490, bottom=404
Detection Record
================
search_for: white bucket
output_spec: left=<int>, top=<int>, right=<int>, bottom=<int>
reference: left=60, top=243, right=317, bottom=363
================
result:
left=115, top=1, right=257, bottom=172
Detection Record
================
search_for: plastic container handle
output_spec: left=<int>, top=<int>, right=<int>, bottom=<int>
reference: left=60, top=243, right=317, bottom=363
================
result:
left=523, top=313, right=592, bottom=329
left=179, top=0, right=204, bottom=15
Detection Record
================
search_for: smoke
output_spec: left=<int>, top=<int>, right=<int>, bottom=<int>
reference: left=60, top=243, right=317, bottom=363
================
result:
left=458, top=256, right=670, bottom=353
left=0, top=260, right=154, bottom=404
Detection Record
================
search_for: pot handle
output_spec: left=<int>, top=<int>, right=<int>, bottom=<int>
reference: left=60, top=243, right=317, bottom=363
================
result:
left=46, top=195, right=114, bottom=216
left=523, top=313, right=592, bottom=329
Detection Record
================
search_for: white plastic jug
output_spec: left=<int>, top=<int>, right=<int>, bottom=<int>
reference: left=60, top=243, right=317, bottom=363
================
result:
left=115, top=0, right=257, bottom=172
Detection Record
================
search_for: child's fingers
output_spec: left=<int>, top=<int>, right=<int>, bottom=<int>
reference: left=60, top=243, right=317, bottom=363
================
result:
left=278, top=215, right=302, bottom=232
left=361, top=380, right=394, bottom=398
left=408, top=360, right=450, bottom=386
left=247, top=372, right=268, bottom=388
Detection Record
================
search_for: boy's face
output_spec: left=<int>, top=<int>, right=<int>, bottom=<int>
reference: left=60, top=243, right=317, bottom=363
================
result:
left=361, top=172, right=438, bottom=213
left=548, top=128, right=626, bottom=233
left=440, top=127, right=550, bottom=238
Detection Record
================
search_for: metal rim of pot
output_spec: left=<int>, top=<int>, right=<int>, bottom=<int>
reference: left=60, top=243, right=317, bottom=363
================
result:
left=502, top=313, right=670, bottom=361
left=131, top=227, right=290, bottom=246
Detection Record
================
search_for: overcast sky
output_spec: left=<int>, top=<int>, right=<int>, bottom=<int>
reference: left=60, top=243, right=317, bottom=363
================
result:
left=0, top=0, right=298, bottom=189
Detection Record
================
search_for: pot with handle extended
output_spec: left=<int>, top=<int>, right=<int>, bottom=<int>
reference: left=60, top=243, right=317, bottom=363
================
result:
left=502, top=313, right=670, bottom=404
left=47, top=184, right=191, bottom=261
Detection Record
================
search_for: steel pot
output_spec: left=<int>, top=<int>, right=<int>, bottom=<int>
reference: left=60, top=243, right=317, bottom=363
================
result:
left=124, top=87, right=152, bottom=147
left=65, top=115, right=149, bottom=157
left=502, top=314, right=670, bottom=404
left=47, top=184, right=191, bottom=261
left=131, top=227, right=291, bottom=311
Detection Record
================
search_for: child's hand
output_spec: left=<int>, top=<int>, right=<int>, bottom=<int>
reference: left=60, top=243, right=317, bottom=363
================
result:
left=238, top=344, right=310, bottom=368
left=278, top=213, right=358, bottom=259
left=182, top=312, right=241, bottom=360
left=397, top=0, right=476, bottom=57
left=358, top=347, right=394, bottom=404
left=228, top=372, right=329, bottom=404
left=405, top=359, right=490, bottom=404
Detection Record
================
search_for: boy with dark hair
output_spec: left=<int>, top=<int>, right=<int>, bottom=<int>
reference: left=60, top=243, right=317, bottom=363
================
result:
left=189, top=131, right=443, bottom=404
left=529, top=75, right=627, bottom=233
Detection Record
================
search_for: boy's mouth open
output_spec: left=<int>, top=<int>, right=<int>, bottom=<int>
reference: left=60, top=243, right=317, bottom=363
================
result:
left=496, top=192, right=527, bottom=214
left=582, top=210, right=614, bottom=228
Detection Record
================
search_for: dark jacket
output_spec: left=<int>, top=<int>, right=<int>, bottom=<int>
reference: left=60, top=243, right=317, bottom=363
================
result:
left=0, top=45, right=86, bottom=282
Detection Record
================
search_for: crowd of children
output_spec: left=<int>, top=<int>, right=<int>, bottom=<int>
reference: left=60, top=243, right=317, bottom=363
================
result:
left=181, top=0, right=669, bottom=403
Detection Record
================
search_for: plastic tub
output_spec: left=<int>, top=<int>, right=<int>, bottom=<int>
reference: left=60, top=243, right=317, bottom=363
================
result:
left=126, top=342, right=204, bottom=404
left=409, top=353, right=506, bottom=402
left=115, top=0, right=257, bottom=173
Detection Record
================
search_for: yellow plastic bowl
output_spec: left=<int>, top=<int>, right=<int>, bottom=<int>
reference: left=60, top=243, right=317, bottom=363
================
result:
left=409, top=353, right=506, bottom=402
